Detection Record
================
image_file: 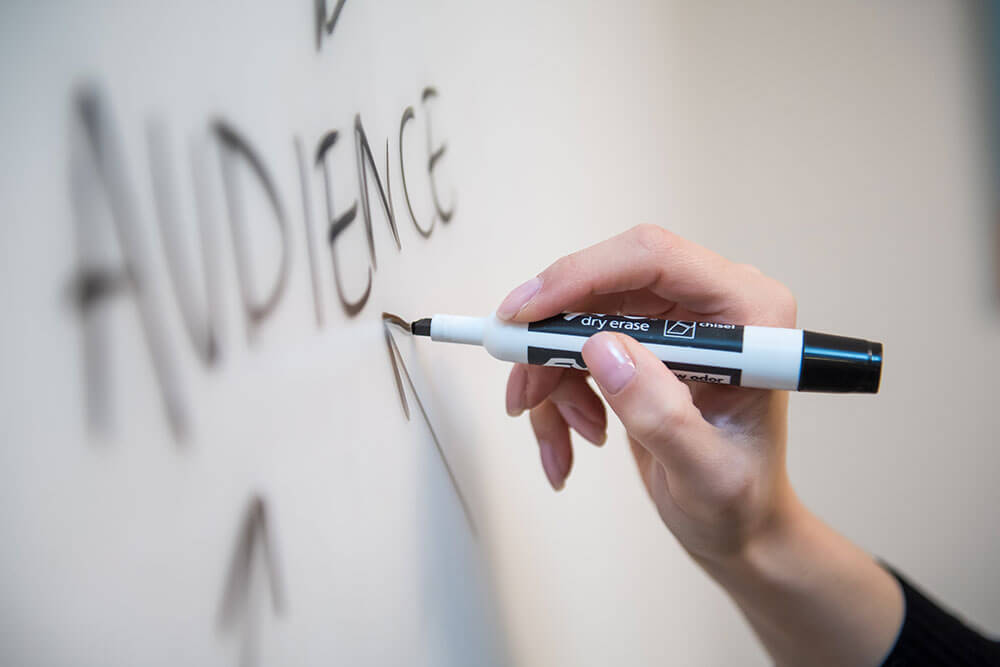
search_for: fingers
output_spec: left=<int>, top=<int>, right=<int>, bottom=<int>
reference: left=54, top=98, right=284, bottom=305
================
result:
left=522, top=365, right=567, bottom=413
left=555, top=288, right=680, bottom=322
left=507, top=363, right=608, bottom=491
left=508, top=365, right=607, bottom=444
left=549, top=372, right=607, bottom=445
left=497, top=224, right=738, bottom=322
left=505, top=364, right=530, bottom=416
left=581, top=331, right=721, bottom=474
left=506, top=364, right=564, bottom=416
left=496, top=224, right=797, bottom=327
left=529, top=400, right=573, bottom=491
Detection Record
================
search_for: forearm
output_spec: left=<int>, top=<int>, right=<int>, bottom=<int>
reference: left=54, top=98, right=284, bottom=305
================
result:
left=694, top=492, right=904, bottom=667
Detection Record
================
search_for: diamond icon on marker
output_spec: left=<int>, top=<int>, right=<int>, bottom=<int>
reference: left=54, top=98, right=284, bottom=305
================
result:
left=664, top=320, right=696, bottom=338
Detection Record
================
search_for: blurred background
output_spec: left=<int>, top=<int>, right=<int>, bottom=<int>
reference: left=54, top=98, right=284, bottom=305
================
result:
left=1, top=1, right=998, bottom=665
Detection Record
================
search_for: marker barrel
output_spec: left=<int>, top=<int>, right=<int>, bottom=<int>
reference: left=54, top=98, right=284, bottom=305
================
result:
left=427, top=313, right=882, bottom=394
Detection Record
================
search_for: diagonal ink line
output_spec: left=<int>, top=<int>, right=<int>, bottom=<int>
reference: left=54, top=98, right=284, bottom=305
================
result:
left=315, top=0, right=347, bottom=50
left=217, top=506, right=255, bottom=630
left=382, top=317, right=478, bottom=537
left=382, top=322, right=409, bottom=421
left=254, top=499, right=286, bottom=614
left=217, top=495, right=286, bottom=632
left=295, top=138, right=324, bottom=327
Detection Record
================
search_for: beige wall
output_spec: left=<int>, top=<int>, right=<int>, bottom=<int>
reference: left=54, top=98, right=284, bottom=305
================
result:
left=459, top=2, right=1000, bottom=664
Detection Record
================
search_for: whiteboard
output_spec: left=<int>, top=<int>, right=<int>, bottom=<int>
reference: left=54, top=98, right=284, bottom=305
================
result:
left=1, top=2, right=508, bottom=665
left=3, top=2, right=999, bottom=666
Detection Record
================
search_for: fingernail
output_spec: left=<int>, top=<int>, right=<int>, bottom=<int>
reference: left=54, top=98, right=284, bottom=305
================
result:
left=539, top=441, right=565, bottom=491
left=586, top=335, right=636, bottom=394
left=559, top=404, right=606, bottom=446
left=497, top=277, right=542, bottom=320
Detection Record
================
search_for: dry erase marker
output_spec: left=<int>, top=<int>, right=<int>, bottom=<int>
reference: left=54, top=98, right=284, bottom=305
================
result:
left=410, top=313, right=882, bottom=393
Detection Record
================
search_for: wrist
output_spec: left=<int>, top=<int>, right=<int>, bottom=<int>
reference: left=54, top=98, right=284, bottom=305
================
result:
left=691, top=484, right=811, bottom=586
left=689, top=487, right=904, bottom=666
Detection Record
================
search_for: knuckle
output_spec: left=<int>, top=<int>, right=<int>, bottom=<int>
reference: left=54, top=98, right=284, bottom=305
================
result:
left=775, top=283, right=798, bottom=322
left=730, top=264, right=797, bottom=327
left=630, top=398, right=691, bottom=446
left=630, top=223, right=674, bottom=256
left=763, top=280, right=797, bottom=325
left=548, top=251, right=582, bottom=280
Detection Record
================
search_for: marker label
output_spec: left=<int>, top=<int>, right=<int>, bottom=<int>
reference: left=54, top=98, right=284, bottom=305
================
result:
left=526, top=347, right=743, bottom=385
left=526, top=347, right=587, bottom=371
left=528, top=313, right=744, bottom=353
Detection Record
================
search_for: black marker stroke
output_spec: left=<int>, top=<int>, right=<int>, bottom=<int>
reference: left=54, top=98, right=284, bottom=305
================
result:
left=295, top=137, right=324, bottom=327
left=69, top=86, right=188, bottom=439
left=355, top=114, right=401, bottom=270
left=381, top=311, right=410, bottom=331
left=382, top=315, right=476, bottom=536
left=399, top=106, right=433, bottom=238
left=147, top=122, right=219, bottom=365
left=217, top=494, right=286, bottom=667
left=314, top=0, right=347, bottom=51
left=421, top=88, right=455, bottom=224
left=315, top=129, right=370, bottom=317
left=214, top=120, right=291, bottom=334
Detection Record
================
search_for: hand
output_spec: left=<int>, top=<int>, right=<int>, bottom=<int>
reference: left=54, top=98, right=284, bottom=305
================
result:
left=498, top=225, right=903, bottom=666
left=498, top=224, right=798, bottom=561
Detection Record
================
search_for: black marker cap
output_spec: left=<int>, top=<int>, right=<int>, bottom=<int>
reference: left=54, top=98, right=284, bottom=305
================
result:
left=798, top=331, right=883, bottom=393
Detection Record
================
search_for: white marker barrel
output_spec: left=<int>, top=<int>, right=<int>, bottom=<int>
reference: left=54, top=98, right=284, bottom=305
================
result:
left=422, top=313, right=882, bottom=393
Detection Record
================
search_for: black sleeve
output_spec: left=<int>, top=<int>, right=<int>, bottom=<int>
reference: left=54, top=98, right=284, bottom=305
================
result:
left=881, top=566, right=1000, bottom=666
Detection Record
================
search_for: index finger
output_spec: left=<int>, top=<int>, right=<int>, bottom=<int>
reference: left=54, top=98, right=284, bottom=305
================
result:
left=497, top=225, right=758, bottom=324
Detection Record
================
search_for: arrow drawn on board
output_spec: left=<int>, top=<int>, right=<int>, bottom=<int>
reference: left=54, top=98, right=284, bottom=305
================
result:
left=217, top=495, right=286, bottom=667
left=383, top=314, right=477, bottom=536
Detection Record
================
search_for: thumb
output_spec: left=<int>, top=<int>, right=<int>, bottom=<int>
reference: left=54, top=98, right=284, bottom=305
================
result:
left=581, top=331, right=718, bottom=473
